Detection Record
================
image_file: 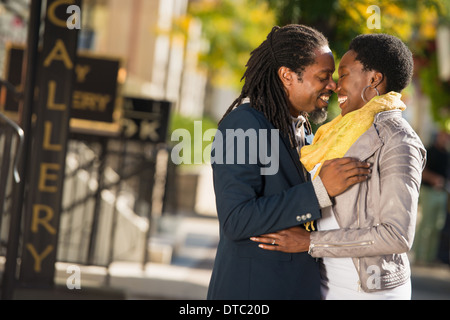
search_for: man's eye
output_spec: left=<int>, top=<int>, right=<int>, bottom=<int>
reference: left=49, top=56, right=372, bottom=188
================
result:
left=339, top=74, right=347, bottom=79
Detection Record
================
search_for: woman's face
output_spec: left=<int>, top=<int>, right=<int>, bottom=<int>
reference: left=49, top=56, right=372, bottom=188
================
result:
left=336, top=50, right=382, bottom=116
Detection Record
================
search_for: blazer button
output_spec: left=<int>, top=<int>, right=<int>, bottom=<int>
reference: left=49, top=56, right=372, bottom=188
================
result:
left=296, top=216, right=302, bottom=222
left=306, top=213, right=312, bottom=219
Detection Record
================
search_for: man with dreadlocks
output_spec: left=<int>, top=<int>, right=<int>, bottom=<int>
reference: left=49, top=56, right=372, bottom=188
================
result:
left=207, top=24, right=371, bottom=300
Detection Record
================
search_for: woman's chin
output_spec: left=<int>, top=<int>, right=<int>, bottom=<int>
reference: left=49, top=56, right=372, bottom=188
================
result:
left=339, top=101, right=348, bottom=115
left=339, top=101, right=361, bottom=116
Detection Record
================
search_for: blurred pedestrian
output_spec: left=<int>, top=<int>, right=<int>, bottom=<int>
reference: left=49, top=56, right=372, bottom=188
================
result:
left=252, top=33, right=426, bottom=300
left=207, top=25, right=371, bottom=300
left=414, top=130, right=450, bottom=265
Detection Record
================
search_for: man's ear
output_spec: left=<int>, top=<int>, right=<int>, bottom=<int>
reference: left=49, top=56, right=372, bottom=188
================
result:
left=278, top=67, right=293, bottom=87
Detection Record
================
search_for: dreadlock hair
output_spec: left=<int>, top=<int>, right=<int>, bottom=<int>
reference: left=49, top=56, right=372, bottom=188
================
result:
left=219, top=24, right=329, bottom=148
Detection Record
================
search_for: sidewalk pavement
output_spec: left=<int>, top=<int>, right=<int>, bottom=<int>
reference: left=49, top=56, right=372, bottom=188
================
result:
left=9, top=213, right=450, bottom=300
left=410, top=264, right=450, bottom=300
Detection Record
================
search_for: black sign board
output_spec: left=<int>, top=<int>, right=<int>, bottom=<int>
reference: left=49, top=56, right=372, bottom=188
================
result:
left=19, top=0, right=80, bottom=287
left=121, top=97, right=171, bottom=144
left=2, top=46, right=120, bottom=123
left=71, top=53, right=120, bottom=122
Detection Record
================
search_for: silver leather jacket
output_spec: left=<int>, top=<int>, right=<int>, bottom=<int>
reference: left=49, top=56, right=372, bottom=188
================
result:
left=309, top=110, right=427, bottom=293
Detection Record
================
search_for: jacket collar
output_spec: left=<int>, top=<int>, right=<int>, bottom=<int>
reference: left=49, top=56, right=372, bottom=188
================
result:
left=344, top=125, right=381, bottom=162
left=374, top=109, right=402, bottom=123
left=344, top=110, right=403, bottom=161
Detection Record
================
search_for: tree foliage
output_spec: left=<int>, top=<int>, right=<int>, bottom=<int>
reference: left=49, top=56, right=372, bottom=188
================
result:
left=259, top=0, right=450, bottom=130
left=184, top=0, right=276, bottom=89
left=261, top=0, right=449, bottom=55
left=182, top=0, right=450, bottom=130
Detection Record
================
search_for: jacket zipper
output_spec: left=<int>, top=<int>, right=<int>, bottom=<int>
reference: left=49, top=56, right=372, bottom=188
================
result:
left=309, top=181, right=374, bottom=253
left=308, top=240, right=374, bottom=254
left=356, top=182, right=363, bottom=291
left=308, top=239, right=374, bottom=292
left=357, top=259, right=362, bottom=292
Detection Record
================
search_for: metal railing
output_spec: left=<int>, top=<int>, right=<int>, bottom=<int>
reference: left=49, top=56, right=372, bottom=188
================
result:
left=0, top=121, right=174, bottom=291
left=57, top=133, right=171, bottom=269
left=0, top=111, right=24, bottom=256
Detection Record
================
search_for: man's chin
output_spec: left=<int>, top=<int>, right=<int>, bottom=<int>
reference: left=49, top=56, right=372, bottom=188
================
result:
left=309, top=107, right=328, bottom=125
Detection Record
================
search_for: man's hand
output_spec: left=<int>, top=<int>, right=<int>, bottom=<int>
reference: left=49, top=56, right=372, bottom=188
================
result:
left=319, top=158, right=371, bottom=198
left=250, top=227, right=311, bottom=253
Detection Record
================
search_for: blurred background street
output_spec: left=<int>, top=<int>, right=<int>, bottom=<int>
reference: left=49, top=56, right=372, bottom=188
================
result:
left=0, top=0, right=449, bottom=301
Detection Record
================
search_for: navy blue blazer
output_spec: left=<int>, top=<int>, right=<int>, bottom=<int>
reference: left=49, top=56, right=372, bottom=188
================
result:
left=207, top=104, right=322, bottom=300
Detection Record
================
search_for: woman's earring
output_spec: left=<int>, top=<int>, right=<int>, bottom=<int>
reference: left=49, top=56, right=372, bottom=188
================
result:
left=361, top=86, right=380, bottom=103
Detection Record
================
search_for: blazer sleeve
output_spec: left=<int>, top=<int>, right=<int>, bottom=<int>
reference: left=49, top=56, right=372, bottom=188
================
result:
left=212, top=108, right=321, bottom=241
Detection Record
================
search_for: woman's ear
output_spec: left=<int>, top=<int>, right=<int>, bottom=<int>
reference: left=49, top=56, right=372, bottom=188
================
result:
left=278, top=67, right=293, bottom=87
left=371, top=71, right=387, bottom=94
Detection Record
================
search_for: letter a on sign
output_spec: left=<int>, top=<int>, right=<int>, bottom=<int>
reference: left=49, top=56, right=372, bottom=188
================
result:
left=43, top=39, right=74, bottom=69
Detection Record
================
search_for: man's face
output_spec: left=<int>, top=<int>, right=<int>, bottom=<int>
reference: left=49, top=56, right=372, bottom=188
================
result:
left=284, top=47, right=336, bottom=124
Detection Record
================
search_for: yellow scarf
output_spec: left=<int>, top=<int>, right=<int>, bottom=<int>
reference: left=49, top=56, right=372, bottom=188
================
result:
left=301, top=91, right=406, bottom=180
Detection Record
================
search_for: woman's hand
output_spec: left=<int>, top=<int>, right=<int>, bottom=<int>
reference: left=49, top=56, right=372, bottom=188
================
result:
left=250, top=226, right=311, bottom=253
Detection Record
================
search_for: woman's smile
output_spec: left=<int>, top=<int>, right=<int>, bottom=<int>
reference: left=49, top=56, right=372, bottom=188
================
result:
left=338, top=95, right=348, bottom=109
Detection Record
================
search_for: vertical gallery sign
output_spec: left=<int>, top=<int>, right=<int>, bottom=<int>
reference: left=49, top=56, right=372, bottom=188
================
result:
left=19, top=0, right=81, bottom=287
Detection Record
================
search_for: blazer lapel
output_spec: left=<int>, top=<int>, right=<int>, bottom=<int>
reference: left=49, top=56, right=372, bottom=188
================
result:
left=245, top=105, right=307, bottom=182
left=280, top=133, right=307, bottom=181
